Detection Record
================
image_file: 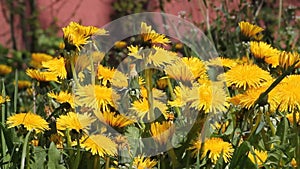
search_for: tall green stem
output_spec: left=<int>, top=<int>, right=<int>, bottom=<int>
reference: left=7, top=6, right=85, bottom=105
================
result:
left=266, top=114, right=276, bottom=136
left=105, top=156, right=110, bottom=169
left=14, top=70, right=18, bottom=114
left=145, top=69, right=154, bottom=121
left=248, top=112, right=262, bottom=140
left=70, top=57, right=79, bottom=86
left=167, top=78, right=181, bottom=116
left=293, top=111, right=300, bottom=167
left=278, top=0, right=282, bottom=30
left=1, top=79, right=7, bottom=168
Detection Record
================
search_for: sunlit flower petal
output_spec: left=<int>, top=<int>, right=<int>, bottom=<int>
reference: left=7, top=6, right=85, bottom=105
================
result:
left=81, top=134, right=117, bottom=157
left=56, top=112, right=95, bottom=133
left=7, top=112, right=49, bottom=132
left=223, top=64, right=272, bottom=90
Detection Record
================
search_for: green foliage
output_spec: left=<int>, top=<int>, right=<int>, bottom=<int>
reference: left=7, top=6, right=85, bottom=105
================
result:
left=47, top=142, right=66, bottom=169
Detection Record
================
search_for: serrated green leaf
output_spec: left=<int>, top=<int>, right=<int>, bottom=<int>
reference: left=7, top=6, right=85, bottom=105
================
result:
left=30, top=146, right=47, bottom=169
left=125, top=126, right=141, bottom=157
left=47, top=142, right=66, bottom=169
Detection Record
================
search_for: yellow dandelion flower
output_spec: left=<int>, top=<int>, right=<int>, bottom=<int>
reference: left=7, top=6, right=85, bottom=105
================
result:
left=150, top=121, right=174, bottom=145
left=80, top=134, right=117, bottom=157
left=239, top=21, right=264, bottom=38
left=202, top=137, right=234, bottom=164
left=248, top=148, right=268, bottom=167
left=131, top=98, right=167, bottom=119
left=133, top=155, right=157, bottom=169
left=250, top=41, right=280, bottom=67
left=42, top=57, right=67, bottom=79
left=275, top=75, right=300, bottom=112
left=141, top=22, right=170, bottom=45
left=111, top=70, right=128, bottom=88
left=148, top=46, right=177, bottom=67
left=131, top=98, right=149, bottom=118
left=31, top=139, right=39, bottom=147
left=207, top=57, right=238, bottom=68
left=59, top=42, right=65, bottom=49
left=114, top=41, right=127, bottom=48
left=223, top=64, right=272, bottom=90
left=128, top=46, right=177, bottom=67
left=286, top=112, right=300, bottom=125
left=168, top=84, right=193, bottom=107
left=128, top=45, right=142, bottom=59
left=233, top=80, right=279, bottom=111
left=97, top=65, right=116, bottom=86
left=189, top=135, right=204, bottom=156
left=165, top=60, right=195, bottom=84
left=229, top=94, right=243, bottom=106
left=56, top=112, right=95, bottom=133
left=95, top=110, right=134, bottom=128
left=26, top=69, right=58, bottom=82
left=279, top=51, right=300, bottom=70
left=157, top=77, right=168, bottom=89
left=0, top=64, right=12, bottom=75
left=16, top=80, right=31, bottom=89
left=48, top=91, right=74, bottom=108
left=6, top=112, right=49, bottom=132
left=190, top=82, right=229, bottom=113
left=75, top=52, right=105, bottom=73
left=175, top=43, right=183, bottom=49
left=30, top=53, right=53, bottom=68
left=75, top=85, right=115, bottom=111
left=0, top=95, right=10, bottom=104
left=62, top=21, right=107, bottom=50
left=181, top=57, right=208, bottom=80
left=291, top=158, right=297, bottom=168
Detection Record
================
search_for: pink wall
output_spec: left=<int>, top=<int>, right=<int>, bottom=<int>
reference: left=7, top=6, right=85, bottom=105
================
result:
left=0, top=0, right=299, bottom=50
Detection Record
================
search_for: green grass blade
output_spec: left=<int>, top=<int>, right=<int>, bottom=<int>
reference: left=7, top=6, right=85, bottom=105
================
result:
left=20, top=130, right=31, bottom=169
left=14, top=70, right=18, bottom=114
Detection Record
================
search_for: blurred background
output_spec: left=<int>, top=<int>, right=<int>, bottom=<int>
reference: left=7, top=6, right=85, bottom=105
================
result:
left=0, top=0, right=300, bottom=54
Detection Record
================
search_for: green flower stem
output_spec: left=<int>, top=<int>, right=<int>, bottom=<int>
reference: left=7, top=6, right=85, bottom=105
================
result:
left=93, top=155, right=100, bottom=169
left=196, top=150, right=200, bottom=169
left=105, top=156, right=110, bottom=169
left=167, top=143, right=180, bottom=169
left=1, top=79, right=6, bottom=164
left=14, top=70, right=18, bottom=114
left=265, top=114, right=276, bottom=136
left=73, top=135, right=81, bottom=169
left=70, top=58, right=79, bottom=86
left=247, top=112, right=262, bottom=140
left=159, top=154, right=166, bottom=169
left=167, top=78, right=181, bottom=117
left=90, top=56, right=95, bottom=85
left=20, top=130, right=31, bottom=169
left=254, top=61, right=299, bottom=107
left=145, top=68, right=154, bottom=121
left=65, top=129, right=75, bottom=168
left=293, top=111, right=300, bottom=167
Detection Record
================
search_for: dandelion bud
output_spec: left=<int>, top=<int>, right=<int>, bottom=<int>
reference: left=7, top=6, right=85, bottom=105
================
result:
left=279, top=51, right=300, bottom=69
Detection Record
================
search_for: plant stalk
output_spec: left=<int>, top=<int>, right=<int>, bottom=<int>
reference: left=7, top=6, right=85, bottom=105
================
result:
left=145, top=69, right=154, bottom=121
